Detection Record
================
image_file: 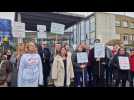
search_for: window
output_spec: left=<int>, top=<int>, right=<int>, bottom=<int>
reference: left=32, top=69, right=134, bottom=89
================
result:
left=123, top=35, right=128, bottom=41
left=115, top=21, right=121, bottom=27
left=122, top=21, right=128, bottom=27
left=89, top=16, right=95, bottom=32
left=85, top=20, right=89, bottom=34
left=81, top=21, right=85, bottom=41
left=129, top=23, right=134, bottom=29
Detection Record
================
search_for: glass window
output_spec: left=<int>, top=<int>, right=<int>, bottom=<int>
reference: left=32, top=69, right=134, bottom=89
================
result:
left=129, top=23, right=134, bottom=29
left=89, top=16, right=95, bottom=32
left=85, top=20, right=89, bottom=34
left=81, top=21, right=85, bottom=41
left=122, top=21, right=128, bottom=27
left=116, top=21, right=121, bottom=27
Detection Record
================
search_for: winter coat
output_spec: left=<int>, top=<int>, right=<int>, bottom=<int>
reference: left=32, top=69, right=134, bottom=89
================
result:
left=17, top=54, right=43, bottom=87
left=0, top=60, right=11, bottom=84
left=129, top=55, right=134, bottom=72
left=52, top=55, right=74, bottom=87
left=88, top=47, right=112, bottom=76
left=112, top=53, right=130, bottom=80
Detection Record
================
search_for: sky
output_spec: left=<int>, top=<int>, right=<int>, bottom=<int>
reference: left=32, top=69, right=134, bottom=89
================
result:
left=69, top=12, right=134, bottom=17
left=0, top=12, right=134, bottom=22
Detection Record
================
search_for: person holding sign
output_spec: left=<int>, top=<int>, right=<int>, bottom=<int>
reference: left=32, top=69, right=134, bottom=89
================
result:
left=129, top=48, right=134, bottom=87
left=75, top=44, right=89, bottom=87
left=51, top=47, right=74, bottom=87
left=111, top=47, right=130, bottom=87
left=88, top=39, right=113, bottom=87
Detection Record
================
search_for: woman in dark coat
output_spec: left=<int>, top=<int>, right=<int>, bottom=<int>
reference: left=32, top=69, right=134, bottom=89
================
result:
left=112, top=47, right=130, bottom=87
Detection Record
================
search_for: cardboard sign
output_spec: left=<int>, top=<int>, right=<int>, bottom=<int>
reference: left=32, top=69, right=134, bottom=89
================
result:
left=118, top=56, right=130, bottom=70
left=94, top=43, right=105, bottom=58
left=77, top=52, right=88, bottom=63
left=13, top=22, right=25, bottom=38
left=51, top=22, right=65, bottom=35
left=37, top=25, right=47, bottom=39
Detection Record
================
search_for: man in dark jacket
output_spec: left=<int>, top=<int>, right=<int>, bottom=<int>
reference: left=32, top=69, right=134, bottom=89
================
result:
left=88, top=40, right=112, bottom=87
left=39, top=41, right=51, bottom=87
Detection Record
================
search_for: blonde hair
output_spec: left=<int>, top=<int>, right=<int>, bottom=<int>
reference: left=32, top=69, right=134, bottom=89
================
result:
left=27, top=42, right=37, bottom=54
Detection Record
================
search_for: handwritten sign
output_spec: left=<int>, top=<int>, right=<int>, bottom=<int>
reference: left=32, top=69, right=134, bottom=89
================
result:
left=51, top=22, right=65, bottom=35
left=94, top=43, right=105, bottom=58
left=77, top=52, right=88, bottom=63
left=37, top=25, right=47, bottom=39
left=118, top=56, right=130, bottom=70
left=13, top=22, right=25, bottom=38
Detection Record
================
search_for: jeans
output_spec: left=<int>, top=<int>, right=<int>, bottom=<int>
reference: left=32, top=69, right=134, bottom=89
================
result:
left=75, top=67, right=88, bottom=87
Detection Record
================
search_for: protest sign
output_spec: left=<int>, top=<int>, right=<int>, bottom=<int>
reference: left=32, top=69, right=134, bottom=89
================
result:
left=77, top=52, right=88, bottom=63
left=118, top=56, right=130, bottom=70
left=94, top=43, right=105, bottom=58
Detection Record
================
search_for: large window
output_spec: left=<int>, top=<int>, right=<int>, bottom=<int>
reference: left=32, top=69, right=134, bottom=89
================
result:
left=122, top=21, right=128, bottom=27
left=116, top=21, right=121, bottom=27
left=89, top=16, right=95, bottom=32
left=80, top=21, right=85, bottom=41
left=123, top=35, right=128, bottom=41
left=129, top=23, right=134, bottom=29
left=85, top=20, right=89, bottom=34
left=130, top=35, right=134, bottom=41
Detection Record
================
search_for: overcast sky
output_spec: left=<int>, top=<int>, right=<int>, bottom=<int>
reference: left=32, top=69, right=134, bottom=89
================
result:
left=0, top=12, right=134, bottom=21
left=69, top=12, right=134, bottom=17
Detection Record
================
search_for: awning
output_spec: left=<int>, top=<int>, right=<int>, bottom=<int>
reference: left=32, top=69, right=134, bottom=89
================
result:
left=15, top=12, right=85, bottom=31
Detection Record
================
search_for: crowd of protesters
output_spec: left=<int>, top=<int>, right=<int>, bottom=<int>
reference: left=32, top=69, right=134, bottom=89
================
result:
left=0, top=39, right=134, bottom=87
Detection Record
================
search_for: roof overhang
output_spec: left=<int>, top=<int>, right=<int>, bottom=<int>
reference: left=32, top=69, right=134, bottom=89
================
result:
left=15, top=12, right=85, bottom=31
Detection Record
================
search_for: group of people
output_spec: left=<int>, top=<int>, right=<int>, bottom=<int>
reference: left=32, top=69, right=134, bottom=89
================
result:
left=0, top=39, right=134, bottom=87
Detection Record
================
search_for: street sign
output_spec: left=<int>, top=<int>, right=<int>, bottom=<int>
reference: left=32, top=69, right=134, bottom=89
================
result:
left=13, top=22, right=25, bottom=38
left=94, top=43, right=105, bottom=58
left=37, top=25, right=47, bottom=39
left=51, top=22, right=65, bottom=35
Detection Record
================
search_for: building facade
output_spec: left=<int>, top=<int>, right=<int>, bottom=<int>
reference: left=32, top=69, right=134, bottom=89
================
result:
left=65, top=12, right=134, bottom=46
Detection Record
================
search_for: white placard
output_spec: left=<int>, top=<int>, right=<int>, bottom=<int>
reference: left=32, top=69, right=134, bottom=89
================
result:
left=37, top=25, right=47, bottom=39
left=13, top=22, right=25, bottom=38
left=77, top=52, right=88, bottom=63
left=51, top=22, right=65, bottom=35
left=37, top=25, right=46, bottom=31
left=94, top=43, right=105, bottom=58
left=37, top=31, right=47, bottom=39
left=118, top=56, right=130, bottom=70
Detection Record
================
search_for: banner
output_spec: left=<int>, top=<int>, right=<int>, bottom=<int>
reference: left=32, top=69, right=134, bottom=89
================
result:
left=77, top=52, right=88, bottom=63
left=51, top=22, right=65, bottom=35
left=94, top=43, right=105, bottom=58
left=118, top=56, right=130, bottom=70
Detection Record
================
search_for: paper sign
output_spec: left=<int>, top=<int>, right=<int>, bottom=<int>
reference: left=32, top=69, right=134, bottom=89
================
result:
left=37, top=25, right=47, bottom=39
left=94, top=43, right=105, bottom=58
left=13, top=22, right=25, bottom=38
left=51, top=22, right=65, bottom=35
left=118, top=56, right=130, bottom=70
left=37, top=25, right=46, bottom=31
left=77, top=52, right=88, bottom=63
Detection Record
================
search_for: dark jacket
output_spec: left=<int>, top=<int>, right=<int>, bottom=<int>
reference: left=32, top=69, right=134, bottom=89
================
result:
left=111, top=53, right=130, bottom=80
left=39, top=47, right=51, bottom=78
left=88, top=47, right=112, bottom=76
